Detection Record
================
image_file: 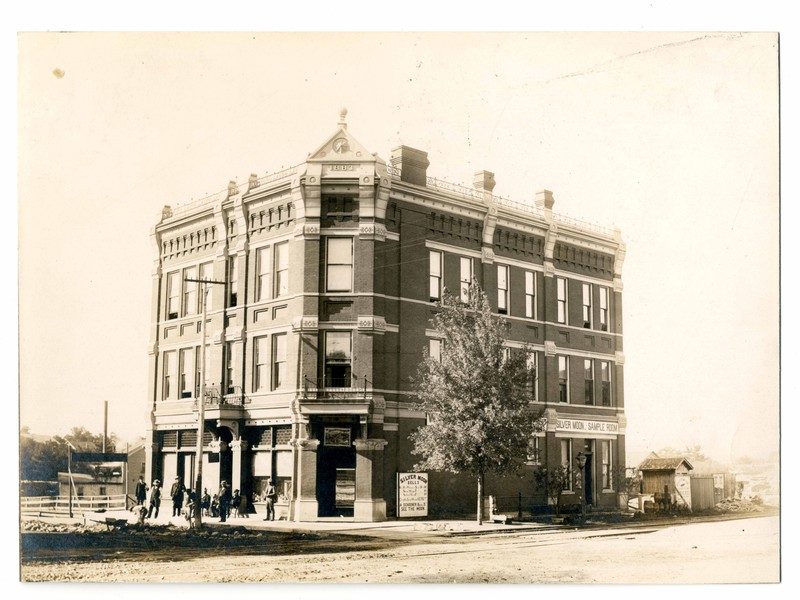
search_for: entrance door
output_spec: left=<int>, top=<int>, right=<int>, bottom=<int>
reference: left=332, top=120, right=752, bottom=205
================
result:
left=316, top=425, right=356, bottom=517
left=584, top=453, right=594, bottom=506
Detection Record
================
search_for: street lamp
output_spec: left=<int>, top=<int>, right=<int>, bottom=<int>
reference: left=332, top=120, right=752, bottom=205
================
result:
left=575, top=452, right=588, bottom=520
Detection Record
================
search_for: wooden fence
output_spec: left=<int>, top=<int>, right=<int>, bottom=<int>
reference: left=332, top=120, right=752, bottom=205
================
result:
left=20, top=494, right=127, bottom=517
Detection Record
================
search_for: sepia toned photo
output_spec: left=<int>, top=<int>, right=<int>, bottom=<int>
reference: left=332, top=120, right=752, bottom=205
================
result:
left=15, top=28, right=782, bottom=587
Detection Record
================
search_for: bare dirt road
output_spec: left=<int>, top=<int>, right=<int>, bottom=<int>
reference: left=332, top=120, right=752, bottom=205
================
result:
left=20, top=514, right=779, bottom=584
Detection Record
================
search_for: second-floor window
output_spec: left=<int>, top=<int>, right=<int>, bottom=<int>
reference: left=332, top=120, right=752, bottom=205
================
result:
left=227, top=256, right=238, bottom=307
left=324, top=331, right=352, bottom=388
left=253, top=336, right=269, bottom=392
left=527, top=352, right=538, bottom=401
left=272, top=334, right=287, bottom=390
left=497, top=265, right=509, bottom=314
left=428, top=338, right=442, bottom=363
left=225, top=342, right=236, bottom=394
left=460, top=257, right=473, bottom=303
left=582, top=283, right=592, bottom=328
left=556, top=277, right=568, bottom=324
left=162, top=351, right=176, bottom=401
left=326, top=237, right=353, bottom=292
left=600, top=360, right=612, bottom=406
left=599, top=286, right=609, bottom=332
left=429, top=250, right=442, bottom=301
left=558, top=356, right=569, bottom=403
left=179, top=348, right=194, bottom=399
left=584, top=359, right=594, bottom=405
left=256, top=246, right=271, bottom=302
left=525, top=271, right=536, bottom=319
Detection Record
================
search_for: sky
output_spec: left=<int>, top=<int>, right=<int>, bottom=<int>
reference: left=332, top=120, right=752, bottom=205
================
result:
left=15, top=30, right=782, bottom=467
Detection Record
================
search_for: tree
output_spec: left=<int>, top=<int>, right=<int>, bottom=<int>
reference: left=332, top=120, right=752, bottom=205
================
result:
left=613, top=465, right=642, bottom=512
left=533, top=465, right=571, bottom=516
left=409, top=281, right=541, bottom=524
left=19, top=426, right=120, bottom=482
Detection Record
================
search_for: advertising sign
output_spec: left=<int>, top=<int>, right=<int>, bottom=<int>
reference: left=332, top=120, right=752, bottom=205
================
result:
left=397, top=472, right=428, bottom=517
left=324, top=427, right=351, bottom=447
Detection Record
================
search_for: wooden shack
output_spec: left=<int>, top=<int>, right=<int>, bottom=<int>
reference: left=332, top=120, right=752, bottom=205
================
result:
left=638, top=455, right=694, bottom=511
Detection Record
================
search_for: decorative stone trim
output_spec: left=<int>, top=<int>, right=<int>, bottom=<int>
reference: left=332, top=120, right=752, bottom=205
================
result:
left=544, top=341, right=557, bottom=356
left=292, top=316, right=319, bottom=332
left=481, top=246, right=495, bottom=264
left=613, top=277, right=623, bottom=293
left=230, top=439, right=248, bottom=452
left=357, top=315, right=387, bottom=334
left=295, top=438, right=320, bottom=451
left=544, top=408, right=559, bottom=432
left=353, top=439, right=388, bottom=452
left=358, top=222, right=387, bottom=241
left=294, top=222, right=320, bottom=240
left=544, top=260, right=555, bottom=277
left=617, top=414, right=627, bottom=434
left=614, top=351, right=625, bottom=366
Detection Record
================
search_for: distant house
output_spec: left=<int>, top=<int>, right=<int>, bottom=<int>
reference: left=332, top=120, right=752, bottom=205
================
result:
left=638, top=454, right=694, bottom=510
left=58, top=466, right=124, bottom=498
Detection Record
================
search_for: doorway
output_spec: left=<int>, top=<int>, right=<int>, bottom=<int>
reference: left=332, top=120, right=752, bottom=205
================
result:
left=315, top=421, right=357, bottom=517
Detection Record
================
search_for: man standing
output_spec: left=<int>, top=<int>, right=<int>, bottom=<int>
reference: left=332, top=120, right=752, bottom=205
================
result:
left=135, top=476, right=148, bottom=506
left=146, top=480, right=161, bottom=519
left=170, top=476, right=185, bottom=517
left=218, top=480, right=231, bottom=523
left=263, top=480, right=277, bottom=521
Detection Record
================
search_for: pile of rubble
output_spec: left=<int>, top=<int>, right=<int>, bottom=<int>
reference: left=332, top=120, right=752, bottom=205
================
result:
left=713, top=499, right=764, bottom=513
left=22, top=520, right=106, bottom=534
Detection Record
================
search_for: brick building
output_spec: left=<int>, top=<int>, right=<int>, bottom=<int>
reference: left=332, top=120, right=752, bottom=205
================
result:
left=144, top=110, right=627, bottom=521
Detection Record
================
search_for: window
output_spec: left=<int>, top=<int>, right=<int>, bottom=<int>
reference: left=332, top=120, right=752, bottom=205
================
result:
left=166, top=272, right=180, bottom=320
left=324, top=331, right=352, bottom=388
left=272, top=334, right=287, bottom=390
left=599, top=287, right=609, bottom=332
left=525, top=271, right=536, bottom=319
left=497, top=265, right=509, bottom=314
left=428, top=338, right=442, bottom=363
left=199, top=262, right=213, bottom=312
left=558, top=356, right=569, bottom=403
left=582, top=283, right=592, bottom=328
left=460, top=257, right=473, bottom=302
left=429, top=250, right=442, bottom=301
left=527, top=352, right=538, bottom=401
left=225, top=342, right=236, bottom=394
left=179, top=348, right=194, bottom=398
left=274, top=241, right=289, bottom=297
left=194, top=344, right=209, bottom=398
left=556, top=277, right=567, bottom=324
left=601, top=440, right=613, bottom=490
left=600, top=361, right=612, bottom=406
left=182, top=266, right=197, bottom=316
left=227, top=255, right=238, bottom=307
left=527, top=436, right=541, bottom=464
left=326, top=237, right=353, bottom=292
left=561, top=439, right=573, bottom=491
left=253, top=337, right=269, bottom=392
left=502, top=347, right=511, bottom=364
left=162, top=351, right=176, bottom=400
left=256, top=246, right=271, bottom=301
left=584, top=359, right=594, bottom=405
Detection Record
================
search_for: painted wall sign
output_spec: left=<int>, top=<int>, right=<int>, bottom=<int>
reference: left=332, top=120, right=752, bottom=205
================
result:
left=556, top=418, right=619, bottom=434
left=324, top=427, right=351, bottom=447
left=397, top=472, right=428, bottom=518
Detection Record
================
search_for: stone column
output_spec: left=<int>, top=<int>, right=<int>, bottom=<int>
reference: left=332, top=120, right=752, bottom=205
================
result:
left=294, top=438, right=320, bottom=521
left=353, top=438, right=388, bottom=522
left=144, top=439, right=160, bottom=485
left=230, top=439, right=248, bottom=496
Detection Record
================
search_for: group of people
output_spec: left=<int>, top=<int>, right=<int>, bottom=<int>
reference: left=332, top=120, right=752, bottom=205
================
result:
left=134, top=476, right=278, bottom=522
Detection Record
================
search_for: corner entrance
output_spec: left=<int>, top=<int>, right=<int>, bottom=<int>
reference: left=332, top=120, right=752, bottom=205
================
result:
left=313, top=419, right=358, bottom=517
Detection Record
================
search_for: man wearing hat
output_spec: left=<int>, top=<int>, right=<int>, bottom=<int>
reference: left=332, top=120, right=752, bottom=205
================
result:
left=218, top=480, right=231, bottom=523
left=170, top=476, right=185, bottom=517
left=147, top=479, right=161, bottom=519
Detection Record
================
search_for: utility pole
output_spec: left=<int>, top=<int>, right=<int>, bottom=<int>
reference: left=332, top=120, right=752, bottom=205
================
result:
left=185, top=277, right=225, bottom=528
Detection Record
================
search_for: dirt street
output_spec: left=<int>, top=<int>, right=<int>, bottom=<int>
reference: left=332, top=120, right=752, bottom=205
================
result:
left=20, top=514, right=779, bottom=583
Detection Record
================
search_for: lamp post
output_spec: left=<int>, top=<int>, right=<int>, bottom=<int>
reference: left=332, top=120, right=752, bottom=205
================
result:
left=185, top=276, right=225, bottom=529
left=575, top=452, right=588, bottom=520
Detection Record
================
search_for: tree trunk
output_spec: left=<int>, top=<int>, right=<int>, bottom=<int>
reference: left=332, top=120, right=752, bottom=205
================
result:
left=477, top=472, right=483, bottom=525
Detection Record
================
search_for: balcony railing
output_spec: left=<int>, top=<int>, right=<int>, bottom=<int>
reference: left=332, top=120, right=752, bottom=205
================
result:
left=193, top=385, right=249, bottom=409
left=302, top=376, right=371, bottom=401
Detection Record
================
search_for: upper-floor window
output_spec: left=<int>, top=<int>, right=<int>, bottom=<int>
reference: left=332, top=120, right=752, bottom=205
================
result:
left=274, top=241, right=289, bottom=297
left=599, top=286, right=609, bottom=332
left=162, top=350, right=176, bottom=401
left=556, top=277, right=568, bottom=324
left=527, top=352, right=538, bottom=402
left=179, top=348, right=194, bottom=399
left=182, top=266, right=197, bottom=316
left=227, top=255, right=238, bottom=308
left=253, top=336, right=269, bottom=392
left=166, top=272, right=180, bottom=320
left=558, top=355, right=569, bottom=403
left=429, top=250, right=442, bottom=301
left=497, top=265, right=509, bottom=314
left=584, top=359, right=594, bottom=405
left=428, top=338, right=442, bottom=363
left=324, top=331, right=352, bottom=388
left=525, top=271, right=536, bottom=319
left=460, top=257, right=473, bottom=303
left=194, top=344, right=209, bottom=398
left=600, top=360, right=612, bottom=406
left=225, top=342, right=237, bottom=394
left=256, top=246, right=271, bottom=302
left=272, top=334, right=287, bottom=390
left=582, top=283, right=592, bottom=328
left=326, top=237, right=353, bottom=292
left=199, top=262, right=213, bottom=312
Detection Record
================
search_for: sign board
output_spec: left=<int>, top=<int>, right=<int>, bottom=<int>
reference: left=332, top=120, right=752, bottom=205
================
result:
left=324, top=427, right=351, bottom=447
left=397, top=472, right=428, bottom=518
left=554, top=418, right=619, bottom=437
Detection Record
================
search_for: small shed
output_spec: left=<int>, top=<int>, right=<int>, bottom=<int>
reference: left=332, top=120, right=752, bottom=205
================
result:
left=638, top=455, right=694, bottom=511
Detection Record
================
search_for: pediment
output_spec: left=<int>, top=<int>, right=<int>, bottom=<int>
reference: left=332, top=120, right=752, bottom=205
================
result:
left=307, top=126, right=375, bottom=162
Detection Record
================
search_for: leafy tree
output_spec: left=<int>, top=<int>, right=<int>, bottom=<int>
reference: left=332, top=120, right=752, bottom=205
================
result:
left=20, top=426, right=119, bottom=482
left=533, top=464, right=571, bottom=516
left=613, top=465, right=642, bottom=512
left=410, top=282, right=541, bottom=524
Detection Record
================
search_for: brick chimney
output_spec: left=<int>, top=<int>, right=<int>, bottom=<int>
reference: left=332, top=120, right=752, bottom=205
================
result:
left=390, top=145, right=430, bottom=186
left=535, top=189, right=555, bottom=210
left=473, top=170, right=496, bottom=193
